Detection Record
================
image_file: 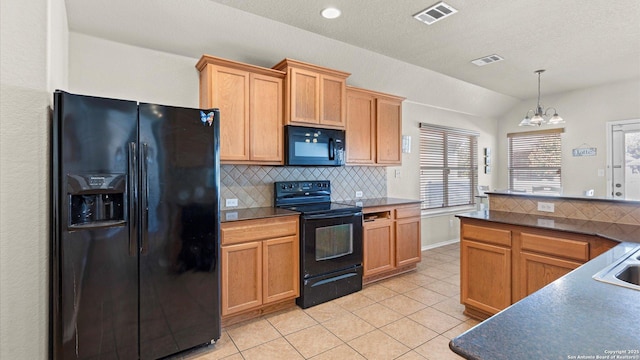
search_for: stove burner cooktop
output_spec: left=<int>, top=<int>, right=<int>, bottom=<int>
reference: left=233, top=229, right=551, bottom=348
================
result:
left=273, top=180, right=361, bottom=215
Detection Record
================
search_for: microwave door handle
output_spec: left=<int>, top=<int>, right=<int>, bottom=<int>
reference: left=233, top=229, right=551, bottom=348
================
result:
left=328, top=138, right=335, bottom=160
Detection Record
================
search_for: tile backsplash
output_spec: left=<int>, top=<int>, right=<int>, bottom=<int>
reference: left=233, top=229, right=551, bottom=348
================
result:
left=489, top=194, right=640, bottom=225
left=220, top=165, right=386, bottom=209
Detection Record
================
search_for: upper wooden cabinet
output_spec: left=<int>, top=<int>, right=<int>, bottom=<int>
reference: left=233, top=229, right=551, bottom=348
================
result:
left=196, top=55, right=285, bottom=165
left=346, top=86, right=405, bottom=165
left=272, top=58, right=350, bottom=129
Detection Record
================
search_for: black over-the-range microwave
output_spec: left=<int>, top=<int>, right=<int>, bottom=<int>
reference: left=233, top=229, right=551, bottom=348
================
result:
left=285, top=125, right=345, bottom=166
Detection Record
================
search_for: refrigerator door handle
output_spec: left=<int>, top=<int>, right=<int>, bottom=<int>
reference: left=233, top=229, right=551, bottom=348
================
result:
left=128, top=142, right=138, bottom=257
left=140, top=143, right=149, bottom=255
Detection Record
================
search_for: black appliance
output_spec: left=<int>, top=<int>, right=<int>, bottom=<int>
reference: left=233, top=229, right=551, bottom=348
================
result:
left=274, top=180, right=363, bottom=308
left=51, top=90, right=221, bottom=360
left=285, top=125, right=345, bottom=166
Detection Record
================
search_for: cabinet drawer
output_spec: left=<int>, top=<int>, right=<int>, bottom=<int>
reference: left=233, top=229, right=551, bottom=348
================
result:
left=395, top=205, right=420, bottom=219
left=221, top=216, right=299, bottom=245
left=462, top=224, right=511, bottom=247
left=520, top=233, right=588, bottom=261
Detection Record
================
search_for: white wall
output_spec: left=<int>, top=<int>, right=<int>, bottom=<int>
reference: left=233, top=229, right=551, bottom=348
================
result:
left=68, top=33, right=200, bottom=107
left=497, top=79, right=640, bottom=196
left=0, top=0, right=68, bottom=359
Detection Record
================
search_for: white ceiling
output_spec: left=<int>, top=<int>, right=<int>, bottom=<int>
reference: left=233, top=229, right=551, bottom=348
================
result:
left=65, top=0, right=640, bottom=100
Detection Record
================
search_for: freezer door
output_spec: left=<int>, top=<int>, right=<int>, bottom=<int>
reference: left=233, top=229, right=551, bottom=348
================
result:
left=138, top=104, right=221, bottom=359
left=52, top=91, right=139, bottom=359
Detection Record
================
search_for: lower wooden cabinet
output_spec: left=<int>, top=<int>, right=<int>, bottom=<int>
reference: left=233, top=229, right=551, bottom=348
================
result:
left=459, top=218, right=617, bottom=320
left=363, top=203, right=421, bottom=284
left=461, top=240, right=511, bottom=317
left=220, top=215, right=299, bottom=325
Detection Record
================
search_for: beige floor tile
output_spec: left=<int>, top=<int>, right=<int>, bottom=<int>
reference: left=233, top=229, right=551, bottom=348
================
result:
left=441, top=274, right=460, bottom=287
left=431, top=297, right=467, bottom=321
left=285, top=325, right=344, bottom=358
left=380, top=317, right=438, bottom=348
left=378, top=294, right=426, bottom=316
left=348, top=330, right=410, bottom=360
left=332, top=292, right=376, bottom=312
left=395, top=350, right=428, bottom=360
left=309, top=344, right=366, bottom=360
left=377, top=276, right=420, bottom=293
left=266, top=307, right=318, bottom=335
left=442, top=319, right=481, bottom=340
left=421, top=266, right=452, bottom=280
left=241, top=337, right=304, bottom=360
left=360, top=283, right=399, bottom=302
left=353, top=303, right=403, bottom=328
left=303, top=300, right=351, bottom=323
left=186, top=332, right=238, bottom=360
left=408, top=307, right=464, bottom=334
left=433, top=262, right=460, bottom=274
left=414, top=335, right=464, bottom=360
left=403, top=287, right=449, bottom=306
left=399, top=272, right=440, bottom=287
left=226, top=319, right=280, bottom=351
left=424, top=280, right=460, bottom=297
left=218, top=354, right=243, bottom=360
left=321, top=312, right=376, bottom=342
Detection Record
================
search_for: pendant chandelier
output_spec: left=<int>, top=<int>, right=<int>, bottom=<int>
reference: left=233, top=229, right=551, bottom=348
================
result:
left=519, top=69, right=564, bottom=127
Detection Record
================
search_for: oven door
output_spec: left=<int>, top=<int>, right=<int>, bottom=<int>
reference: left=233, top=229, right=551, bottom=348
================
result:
left=300, top=211, right=363, bottom=278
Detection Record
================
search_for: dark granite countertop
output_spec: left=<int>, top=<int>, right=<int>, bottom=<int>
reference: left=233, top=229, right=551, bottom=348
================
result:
left=456, top=210, right=640, bottom=244
left=220, top=207, right=299, bottom=223
left=451, top=210, right=640, bottom=359
left=340, top=197, right=421, bottom=208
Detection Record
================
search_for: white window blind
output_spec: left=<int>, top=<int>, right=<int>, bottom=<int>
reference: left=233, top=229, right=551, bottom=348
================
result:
left=508, top=129, right=563, bottom=192
left=419, top=123, right=478, bottom=210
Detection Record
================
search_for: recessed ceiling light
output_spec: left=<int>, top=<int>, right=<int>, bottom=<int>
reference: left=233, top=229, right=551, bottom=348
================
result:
left=321, top=7, right=341, bottom=19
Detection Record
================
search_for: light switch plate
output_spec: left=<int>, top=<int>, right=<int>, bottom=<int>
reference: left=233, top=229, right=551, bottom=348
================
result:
left=355, top=191, right=363, bottom=198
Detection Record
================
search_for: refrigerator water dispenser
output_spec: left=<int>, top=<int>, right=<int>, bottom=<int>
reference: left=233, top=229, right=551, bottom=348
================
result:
left=67, top=174, right=126, bottom=228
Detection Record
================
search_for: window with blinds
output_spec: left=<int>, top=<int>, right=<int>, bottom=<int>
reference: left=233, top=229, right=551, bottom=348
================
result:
left=419, top=123, right=478, bottom=210
left=508, top=129, right=563, bottom=192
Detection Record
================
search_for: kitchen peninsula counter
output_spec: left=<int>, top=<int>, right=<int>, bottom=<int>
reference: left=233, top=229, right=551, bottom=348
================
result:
left=450, top=210, right=640, bottom=359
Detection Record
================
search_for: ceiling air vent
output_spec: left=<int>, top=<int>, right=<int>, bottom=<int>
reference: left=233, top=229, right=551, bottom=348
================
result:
left=471, top=54, right=504, bottom=66
left=413, top=2, right=458, bottom=25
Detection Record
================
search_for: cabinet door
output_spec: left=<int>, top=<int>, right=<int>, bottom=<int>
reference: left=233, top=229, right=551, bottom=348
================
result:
left=210, top=66, right=250, bottom=161
left=461, top=239, right=511, bottom=316
left=518, top=252, right=581, bottom=300
left=395, top=217, right=422, bottom=267
left=319, top=74, right=346, bottom=128
left=363, top=219, right=395, bottom=276
left=346, top=89, right=376, bottom=164
left=250, top=73, right=283, bottom=162
left=289, top=67, right=319, bottom=124
left=263, top=235, right=299, bottom=304
left=376, top=98, right=402, bottom=164
left=221, top=242, right=262, bottom=316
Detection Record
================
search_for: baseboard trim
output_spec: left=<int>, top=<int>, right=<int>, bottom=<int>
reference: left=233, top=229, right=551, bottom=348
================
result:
left=421, top=238, right=459, bottom=251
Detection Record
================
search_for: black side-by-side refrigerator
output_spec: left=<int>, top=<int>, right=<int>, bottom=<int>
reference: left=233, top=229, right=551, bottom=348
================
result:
left=51, top=90, right=221, bottom=359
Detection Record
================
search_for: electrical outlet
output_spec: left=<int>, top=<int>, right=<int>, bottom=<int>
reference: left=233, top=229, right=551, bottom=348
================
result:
left=395, top=170, right=401, bottom=178
left=225, top=198, right=238, bottom=207
left=449, top=219, right=454, bottom=228
left=537, top=202, right=555, bottom=213
left=355, top=191, right=363, bottom=198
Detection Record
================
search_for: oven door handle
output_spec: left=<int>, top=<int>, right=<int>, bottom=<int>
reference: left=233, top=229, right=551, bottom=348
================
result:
left=303, top=211, right=362, bottom=220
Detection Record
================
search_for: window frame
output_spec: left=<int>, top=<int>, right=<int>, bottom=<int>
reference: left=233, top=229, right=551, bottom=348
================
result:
left=419, top=123, right=479, bottom=212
